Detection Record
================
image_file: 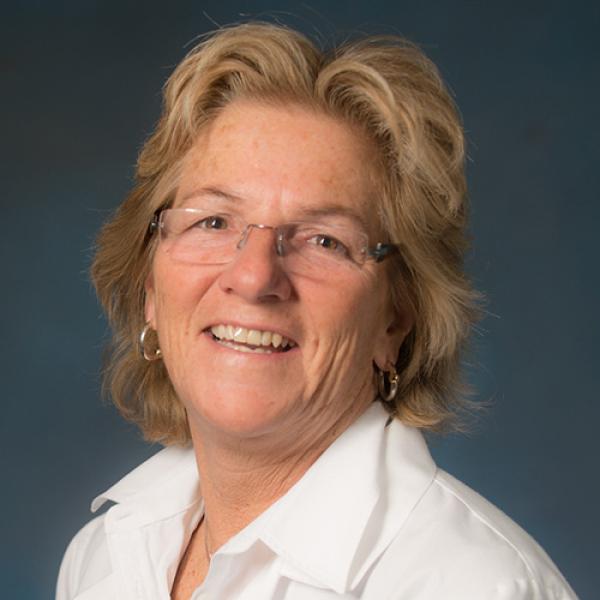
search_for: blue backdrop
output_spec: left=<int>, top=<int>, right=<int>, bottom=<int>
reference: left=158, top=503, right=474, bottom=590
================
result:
left=1, top=1, right=598, bottom=598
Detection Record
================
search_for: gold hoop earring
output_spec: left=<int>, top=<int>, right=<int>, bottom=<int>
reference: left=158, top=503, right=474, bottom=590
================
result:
left=140, top=322, right=162, bottom=361
left=377, top=364, right=399, bottom=403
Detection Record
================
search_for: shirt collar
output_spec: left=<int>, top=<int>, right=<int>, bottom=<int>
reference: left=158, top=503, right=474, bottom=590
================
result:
left=254, top=402, right=437, bottom=594
left=90, top=402, right=436, bottom=595
left=91, top=445, right=201, bottom=523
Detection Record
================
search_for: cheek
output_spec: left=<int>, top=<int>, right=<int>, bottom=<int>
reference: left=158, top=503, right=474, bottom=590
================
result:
left=305, top=279, right=385, bottom=364
left=151, top=261, right=216, bottom=340
left=297, top=285, right=383, bottom=406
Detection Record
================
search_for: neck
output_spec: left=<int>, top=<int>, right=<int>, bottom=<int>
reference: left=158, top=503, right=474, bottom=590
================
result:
left=189, top=392, right=373, bottom=552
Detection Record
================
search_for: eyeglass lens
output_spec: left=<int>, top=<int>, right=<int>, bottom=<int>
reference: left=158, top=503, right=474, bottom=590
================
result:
left=157, top=209, right=370, bottom=275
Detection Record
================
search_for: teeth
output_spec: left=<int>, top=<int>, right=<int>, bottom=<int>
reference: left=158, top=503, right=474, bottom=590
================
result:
left=210, top=325, right=295, bottom=350
left=233, top=327, right=247, bottom=343
left=246, top=329, right=262, bottom=345
left=217, top=340, right=274, bottom=354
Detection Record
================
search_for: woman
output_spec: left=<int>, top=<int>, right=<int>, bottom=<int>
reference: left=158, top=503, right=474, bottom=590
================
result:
left=57, top=23, right=576, bottom=599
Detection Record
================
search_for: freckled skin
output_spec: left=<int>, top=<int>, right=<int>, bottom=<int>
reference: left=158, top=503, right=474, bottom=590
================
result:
left=145, top=100, right=409, bottom=460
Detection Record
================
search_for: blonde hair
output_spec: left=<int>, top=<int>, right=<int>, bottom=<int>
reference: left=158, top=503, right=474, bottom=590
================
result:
left=92, top=22, right=479, bottom=445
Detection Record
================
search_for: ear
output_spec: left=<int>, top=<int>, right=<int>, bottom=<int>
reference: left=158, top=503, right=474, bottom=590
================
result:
left=144, top=273, right=156, bottom=327
left=373, top=304, right=413, bottom=371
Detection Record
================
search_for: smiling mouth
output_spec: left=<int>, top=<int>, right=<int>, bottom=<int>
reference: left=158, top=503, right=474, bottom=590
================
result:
left=209, top=324, right=297, bottom=354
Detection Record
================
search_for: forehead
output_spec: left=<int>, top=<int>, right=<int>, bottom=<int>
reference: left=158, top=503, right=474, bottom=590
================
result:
left=176, top=101, right=381, bottom=229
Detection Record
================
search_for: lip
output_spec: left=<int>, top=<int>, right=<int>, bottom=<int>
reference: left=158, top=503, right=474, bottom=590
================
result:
left=203, top=321, right=299, bottom=346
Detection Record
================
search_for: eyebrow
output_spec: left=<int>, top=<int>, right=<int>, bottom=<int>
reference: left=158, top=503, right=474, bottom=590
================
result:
left=178, top=186, right=371, bottom=231
left=178, top=186, right=243, bottom=206
left=294, top=205, right=370, bottom=232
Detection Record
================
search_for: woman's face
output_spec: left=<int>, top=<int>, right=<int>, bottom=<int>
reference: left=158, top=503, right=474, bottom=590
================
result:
left=145, top=100, right=408, bottom=447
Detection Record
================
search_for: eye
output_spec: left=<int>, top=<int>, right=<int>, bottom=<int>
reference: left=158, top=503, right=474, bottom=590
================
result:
left=194, top=215, right=229, bottom=230
left=308, top=233, right=350, bottom=257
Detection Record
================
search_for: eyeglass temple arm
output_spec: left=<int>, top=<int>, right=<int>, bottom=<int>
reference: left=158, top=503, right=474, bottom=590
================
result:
left=148, top=211, right=161, bottom=235
left=367, top=242, right=400, bottom=263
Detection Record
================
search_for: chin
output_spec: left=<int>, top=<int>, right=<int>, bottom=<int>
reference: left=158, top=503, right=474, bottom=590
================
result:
left=187, top=385, right=294, bottom=439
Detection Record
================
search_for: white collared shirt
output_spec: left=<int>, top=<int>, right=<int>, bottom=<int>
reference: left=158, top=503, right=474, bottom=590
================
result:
left=56, top=403, right=577, bottom=599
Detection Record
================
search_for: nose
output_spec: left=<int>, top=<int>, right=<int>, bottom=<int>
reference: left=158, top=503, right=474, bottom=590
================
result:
left=218, top=225, right=292, bottom=303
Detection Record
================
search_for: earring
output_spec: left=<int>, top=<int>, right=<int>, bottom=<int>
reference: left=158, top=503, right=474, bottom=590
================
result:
left=377, top=363, right=399, bottom=403
left=140, top=322, right=162, bottom=361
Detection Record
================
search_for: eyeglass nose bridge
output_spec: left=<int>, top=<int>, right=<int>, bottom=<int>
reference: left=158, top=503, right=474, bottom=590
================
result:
left=236, top=223, right=286, bottom=257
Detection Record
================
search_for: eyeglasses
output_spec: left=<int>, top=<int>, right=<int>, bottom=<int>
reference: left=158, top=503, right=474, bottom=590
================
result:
left=149, top=208, right=399, bottom=275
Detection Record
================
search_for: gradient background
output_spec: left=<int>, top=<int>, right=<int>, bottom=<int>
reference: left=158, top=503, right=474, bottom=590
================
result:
left=2, top=1, right=598, bottom=598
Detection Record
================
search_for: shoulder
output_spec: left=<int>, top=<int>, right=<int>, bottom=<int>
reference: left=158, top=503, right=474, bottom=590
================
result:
left=56, top=513, right=111, bottom=599
left=431, top=471, right=558, bottom=573
left=367, top=469, right=577, bottom=599
left=55, top=446, right=199, bottom=599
